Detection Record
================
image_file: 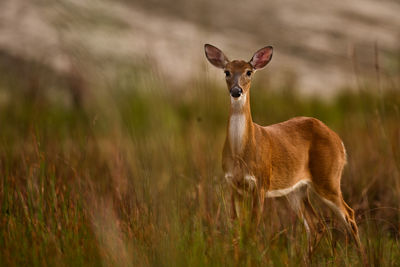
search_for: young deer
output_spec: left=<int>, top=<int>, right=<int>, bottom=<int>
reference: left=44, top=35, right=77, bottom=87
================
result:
left=204, top=44, right=361, bottom=249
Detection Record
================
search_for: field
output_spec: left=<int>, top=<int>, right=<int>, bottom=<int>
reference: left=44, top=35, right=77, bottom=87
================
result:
left=1, top=61, right=400, bottom=266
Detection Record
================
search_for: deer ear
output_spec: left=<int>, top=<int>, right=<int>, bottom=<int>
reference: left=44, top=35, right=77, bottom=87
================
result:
left=204, top=44, right=229, bottom=69
left=249, top=46, right=273, bottom=70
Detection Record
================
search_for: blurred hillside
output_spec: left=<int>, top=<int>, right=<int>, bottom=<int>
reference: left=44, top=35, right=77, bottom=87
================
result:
left=0, top=0, right=399, bottom=95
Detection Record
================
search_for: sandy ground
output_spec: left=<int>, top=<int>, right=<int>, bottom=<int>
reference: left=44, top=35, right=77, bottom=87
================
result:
left=0, top=0, right=399, bottom=95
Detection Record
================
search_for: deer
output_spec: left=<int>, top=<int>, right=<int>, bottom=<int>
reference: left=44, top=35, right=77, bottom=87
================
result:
left=204, top=44, right=362, bottom=253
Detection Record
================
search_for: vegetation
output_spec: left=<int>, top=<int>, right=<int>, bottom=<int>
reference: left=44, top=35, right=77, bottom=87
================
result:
left=0, top=63, right=399, bottom=266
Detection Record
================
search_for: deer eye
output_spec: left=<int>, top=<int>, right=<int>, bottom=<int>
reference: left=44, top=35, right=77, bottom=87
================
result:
left=224, top=70, right=231, bottom=77
left=246, top=70, right=252, bottom=77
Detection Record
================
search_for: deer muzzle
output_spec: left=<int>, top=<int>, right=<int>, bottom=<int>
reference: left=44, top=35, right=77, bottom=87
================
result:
left=230, top=86, right=243, bottom=98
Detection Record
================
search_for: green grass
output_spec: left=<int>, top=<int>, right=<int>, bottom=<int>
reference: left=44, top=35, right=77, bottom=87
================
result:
left=0, top=65, right=399, bottom=266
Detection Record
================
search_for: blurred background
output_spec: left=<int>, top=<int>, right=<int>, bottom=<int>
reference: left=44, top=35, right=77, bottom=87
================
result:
left=1, top=0, right=400, bottom=266
left=1, top=0, right=399, bottom=98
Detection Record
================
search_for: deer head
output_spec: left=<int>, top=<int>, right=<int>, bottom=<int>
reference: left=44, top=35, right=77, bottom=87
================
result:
left=204, top=44, right=273, bottom=99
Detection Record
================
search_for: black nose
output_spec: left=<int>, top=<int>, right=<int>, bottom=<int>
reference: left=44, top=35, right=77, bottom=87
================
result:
left=230, top=87, right=243, bottom=98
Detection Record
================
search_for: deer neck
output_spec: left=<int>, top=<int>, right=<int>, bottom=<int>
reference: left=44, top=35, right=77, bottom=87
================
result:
left=228, top=92, right=254, bottom=156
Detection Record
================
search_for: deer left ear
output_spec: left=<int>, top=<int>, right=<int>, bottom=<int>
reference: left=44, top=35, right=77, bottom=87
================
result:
left=249, top=46, right=273, bottom=70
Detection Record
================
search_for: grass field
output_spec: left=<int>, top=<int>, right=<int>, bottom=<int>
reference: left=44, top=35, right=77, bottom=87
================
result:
left=0, top=63, right=400, bottom=266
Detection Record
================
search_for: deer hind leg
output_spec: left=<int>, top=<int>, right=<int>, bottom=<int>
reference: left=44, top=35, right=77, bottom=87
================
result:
left=309, top=140, right=361, bottom=247
left=317, top=192, right=361, bottom=248
left=315, top=191, right=369, bottom=265
left=286, top=186, right=324, bottom=255
left=286, top=186, right=310, bottom=236
left=303, top=190, right=326, bottom=246
left=340, top=196, right=361, bottom=246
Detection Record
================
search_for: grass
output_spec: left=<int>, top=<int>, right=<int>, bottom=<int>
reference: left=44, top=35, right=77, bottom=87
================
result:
left=0, top=63, right=400, bottom=266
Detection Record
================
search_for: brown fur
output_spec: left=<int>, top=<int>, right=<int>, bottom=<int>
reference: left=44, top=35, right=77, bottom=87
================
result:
left=204, top=44, right=361, bottom=250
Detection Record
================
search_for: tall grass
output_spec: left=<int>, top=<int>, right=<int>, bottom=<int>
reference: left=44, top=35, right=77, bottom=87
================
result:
left=0, top=63, right=399, bottom=266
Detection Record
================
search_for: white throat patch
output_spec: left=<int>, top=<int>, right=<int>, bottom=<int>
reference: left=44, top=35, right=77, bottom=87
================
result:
left=229, top=94, right=247, bottom=154
left=230, top=93, right=246, bottom=112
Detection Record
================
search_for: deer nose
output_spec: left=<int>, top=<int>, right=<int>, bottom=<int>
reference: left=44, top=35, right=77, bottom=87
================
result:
left=230, top=86, right=243, bottom=98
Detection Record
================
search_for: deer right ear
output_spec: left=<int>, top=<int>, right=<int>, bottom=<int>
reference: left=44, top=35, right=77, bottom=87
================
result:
left=204, top=44, right=229, bottom=69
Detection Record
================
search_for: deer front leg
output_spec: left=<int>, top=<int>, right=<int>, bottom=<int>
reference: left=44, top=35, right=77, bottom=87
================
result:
left=251, top=187, right=266, bottom=228
left=229, top=191, right=239, bottom=262
left=231, top=191, right=245, bottom=222
left=230, top=191, right=238, bottom=220
left=226, top=172, right=245, bottom=221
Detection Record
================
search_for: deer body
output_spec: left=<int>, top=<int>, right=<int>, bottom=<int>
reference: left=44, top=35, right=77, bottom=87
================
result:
left=204, top=44, right=361, bottom=249
left=224, top=113, right=346, bottom=198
